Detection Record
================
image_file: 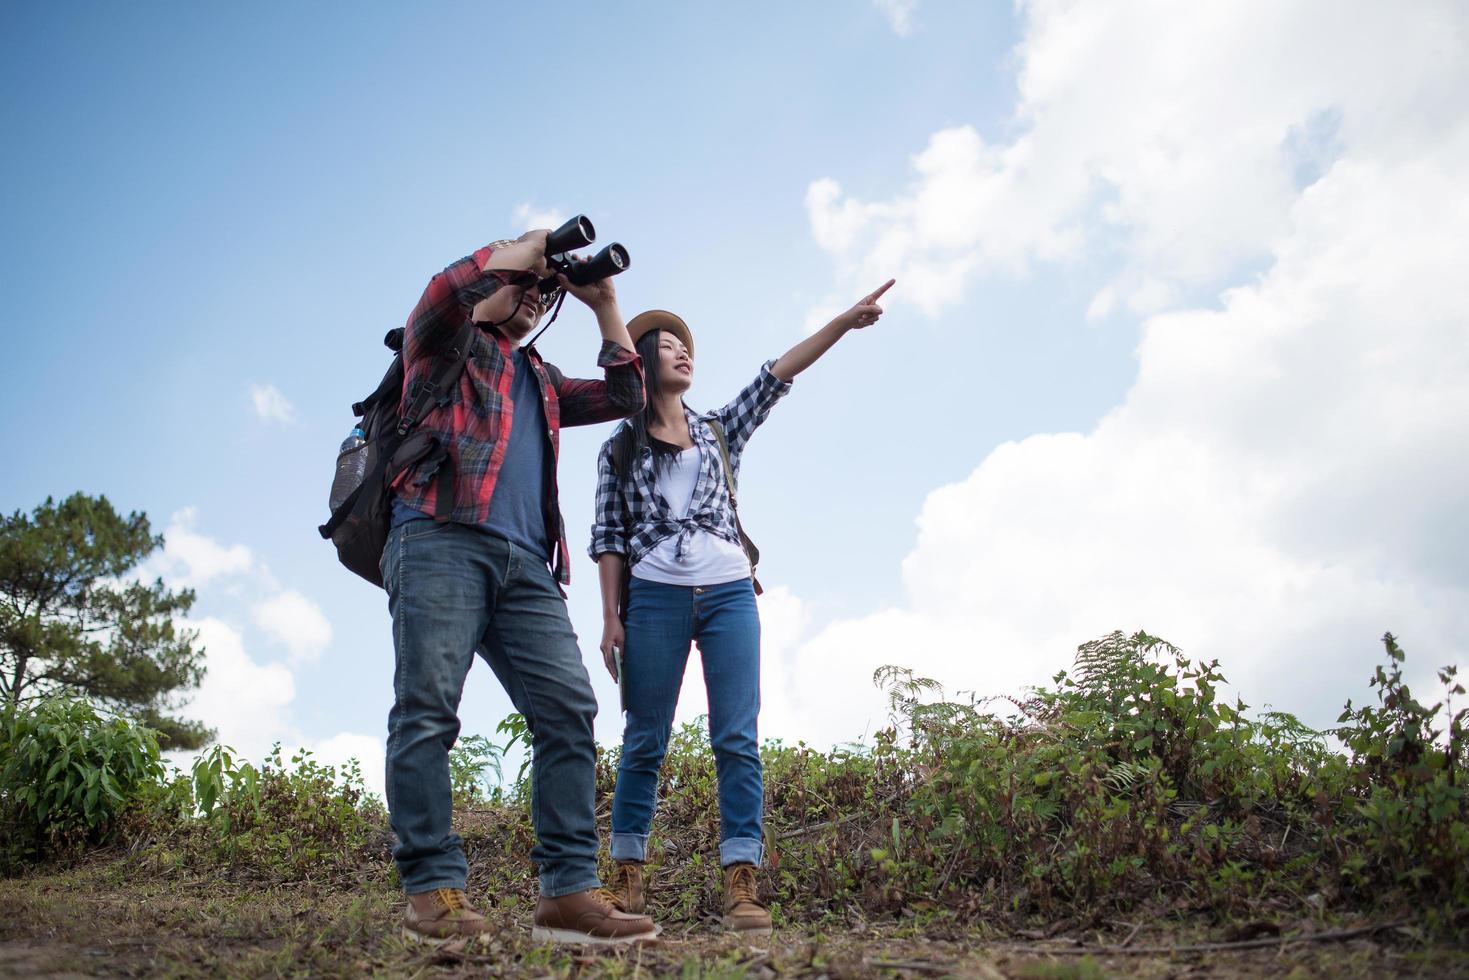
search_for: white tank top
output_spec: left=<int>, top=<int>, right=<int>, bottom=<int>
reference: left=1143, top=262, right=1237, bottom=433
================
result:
left=631, top=446, right=751, bottom=586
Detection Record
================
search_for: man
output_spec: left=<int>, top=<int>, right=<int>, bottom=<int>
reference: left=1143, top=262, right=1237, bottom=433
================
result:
left=382, top=229, right=657, bottom=945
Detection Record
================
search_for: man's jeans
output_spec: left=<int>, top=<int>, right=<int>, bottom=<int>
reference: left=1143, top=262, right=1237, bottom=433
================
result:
left=382, top=520, right=600, bottom=897
left=610, top=577, right=764, bottom=867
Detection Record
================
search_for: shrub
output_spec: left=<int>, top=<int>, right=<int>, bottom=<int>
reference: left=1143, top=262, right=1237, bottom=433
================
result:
left=0, top=696, right=165, bottom=868
left=449, top=734, right=505, bottom=807
left=1335, top=634, right=1468, bottom=904
left=187, top=744, right=387, bottom=880
left=450, top=714, right=532, bottom=807
left=592, top=630, right=1464, bottom=928
left=14, top=629, right=1466, bottom=935
left=856, top=631, right=1469, bottom=920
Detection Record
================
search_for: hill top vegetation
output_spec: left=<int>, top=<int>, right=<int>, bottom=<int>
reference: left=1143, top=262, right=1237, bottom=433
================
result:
left=1, top=629, right=1466, bottom=977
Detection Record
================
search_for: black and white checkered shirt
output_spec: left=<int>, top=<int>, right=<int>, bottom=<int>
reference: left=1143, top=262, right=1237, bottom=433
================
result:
left=590, top=361, right=792, bottom=566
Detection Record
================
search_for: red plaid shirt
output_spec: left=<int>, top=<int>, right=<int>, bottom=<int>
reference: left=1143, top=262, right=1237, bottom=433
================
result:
left=390, top=245, right=645, bottom=585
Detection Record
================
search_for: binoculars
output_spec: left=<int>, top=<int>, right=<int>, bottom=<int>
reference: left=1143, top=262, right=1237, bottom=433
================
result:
left=541, top=215, right=630, bottom=289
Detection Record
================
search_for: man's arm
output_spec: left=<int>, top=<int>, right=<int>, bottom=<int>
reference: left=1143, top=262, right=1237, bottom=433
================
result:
left=401, top=245, right=500, bottom=358
left=562, top=270, right=634, bottom=352
left=481, top=233, right=550, bottom=275
left=553, top=344, right=645, bottom=426
left=403, top=231, right=553, bottom=359
left=552, top=271, right=646, bottom=426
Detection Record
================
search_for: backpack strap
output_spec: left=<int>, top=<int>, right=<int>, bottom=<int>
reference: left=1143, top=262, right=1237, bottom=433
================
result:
left=411, top=441, right=456, bottom=523
left=539, top=358, right=565, bottom=389
left=705, top=419, right=762, bottom=595
left=317, top=480, right=364, bottom=539
left=396, top=320, right=477, bottom=436
left=386, top=320, right=477, bottom=523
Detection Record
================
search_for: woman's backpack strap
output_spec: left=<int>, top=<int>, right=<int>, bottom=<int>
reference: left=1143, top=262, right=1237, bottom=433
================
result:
left=704, top=419, right=762, bottom=595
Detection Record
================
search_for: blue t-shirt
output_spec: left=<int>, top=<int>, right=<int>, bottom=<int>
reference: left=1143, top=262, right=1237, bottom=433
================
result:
left=391, top=350, right=550, bottom=561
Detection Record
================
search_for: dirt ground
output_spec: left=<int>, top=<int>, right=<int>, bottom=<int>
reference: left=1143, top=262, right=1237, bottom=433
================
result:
left=2, top=859, right=1466, bottom=978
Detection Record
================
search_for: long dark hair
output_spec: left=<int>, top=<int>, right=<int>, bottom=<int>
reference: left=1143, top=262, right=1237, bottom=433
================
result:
left=612, top=328, right=687, bottom=479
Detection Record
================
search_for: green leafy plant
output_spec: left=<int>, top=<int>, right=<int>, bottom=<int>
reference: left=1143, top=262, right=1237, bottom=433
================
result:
left=449, top=733, right=505, bottom=806
left=191, top=744, right=262, bottom=832
left=1334, top=633, right=1468, bottom=900
left=496, top=712, right=533, bottom=788
left=0, top=695, right=165, bottom=867
left=184, top=744, right=385, bottom=879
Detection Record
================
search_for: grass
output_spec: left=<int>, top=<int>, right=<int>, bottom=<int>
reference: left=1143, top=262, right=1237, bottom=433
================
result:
left=4, top=847, right=1465, bottom=979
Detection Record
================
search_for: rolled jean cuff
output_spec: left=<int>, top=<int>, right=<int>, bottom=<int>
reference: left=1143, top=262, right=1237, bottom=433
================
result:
left=720, top=836, right=764, bottom=867
left=609, top=832, right=649, bottom=863
left=405, top=877, right=468, bottom=895
left=539, top=870, right=602, bottom=899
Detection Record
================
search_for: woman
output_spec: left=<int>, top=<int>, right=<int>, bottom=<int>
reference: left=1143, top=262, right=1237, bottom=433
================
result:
left=588, top=280, right=894, bottom=935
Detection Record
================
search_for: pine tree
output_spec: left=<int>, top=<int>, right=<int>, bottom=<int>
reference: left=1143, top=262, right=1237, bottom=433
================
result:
left=1, top=493, right=210, bottom=749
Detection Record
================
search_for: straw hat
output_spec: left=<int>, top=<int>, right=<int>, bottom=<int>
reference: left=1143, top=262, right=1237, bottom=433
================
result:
left=626, top=310, right=694, bottom=358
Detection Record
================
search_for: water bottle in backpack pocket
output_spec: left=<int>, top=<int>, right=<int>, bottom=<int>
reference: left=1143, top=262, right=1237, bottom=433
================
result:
left=328, top=427, right=369, bottom=513
left=318, top=323, right=476, bottom=589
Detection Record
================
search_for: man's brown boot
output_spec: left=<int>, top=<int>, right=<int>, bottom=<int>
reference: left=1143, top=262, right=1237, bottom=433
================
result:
left=403, top=888, right=491, bottom=942
left=604, top=861, right=646, bottom=914
left=532, top=888, right=659, bottom=945
left=722, top=863, right=772, bottom=936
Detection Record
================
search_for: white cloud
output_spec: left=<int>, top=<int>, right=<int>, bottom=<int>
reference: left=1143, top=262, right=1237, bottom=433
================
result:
left=308, top=732, right=385, bottom=800
left=147, top=507, right=253, bottom=587
left=771, top=2, right=1469, bottom=746
left=249, top=383, right=296, bottom=424
left=637, top=585, right=812, bottom=739
left=142, top=512, right=334, bottom=664
left=180, top=617, right=296, bottom=761
left=872, top=0, right=918, bottom=37
left=750, top=586, right=816, bottom=740
left=253, top=590, right=333, bottom=663
left=171, top=618, right=383, bottom=798
left=513, top=202, right=567, bottom=235
left=140, top=513, right=350, bottom=781
left=807, top=0, right=1468, bottom=317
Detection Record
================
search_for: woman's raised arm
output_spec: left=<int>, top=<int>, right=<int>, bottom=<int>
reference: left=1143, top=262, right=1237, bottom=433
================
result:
left=770, top=279, right=895, bottom=382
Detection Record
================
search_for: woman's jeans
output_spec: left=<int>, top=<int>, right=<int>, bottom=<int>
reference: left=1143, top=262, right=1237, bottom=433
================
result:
left=610, top=577, right=764, bottom=867
left=381, top=520, right=601, bottom=898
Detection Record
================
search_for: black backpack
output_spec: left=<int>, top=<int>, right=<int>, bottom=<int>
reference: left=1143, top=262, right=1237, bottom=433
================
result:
left=317, top=322, right=475, bottom=587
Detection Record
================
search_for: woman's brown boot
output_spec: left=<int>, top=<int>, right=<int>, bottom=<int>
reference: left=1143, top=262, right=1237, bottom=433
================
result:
left=603, top=860, right=646, bottom=914
left=722, top=863, right=772, bottom=935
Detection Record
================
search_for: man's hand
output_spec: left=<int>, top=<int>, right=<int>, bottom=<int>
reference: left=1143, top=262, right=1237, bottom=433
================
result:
left=830, top=279, right=895, bottom=332
left=599, top=616, right=626, bottom=681
left=482, top=229, right=551, bottom=276
left=560, top=263, right=618, bottom=315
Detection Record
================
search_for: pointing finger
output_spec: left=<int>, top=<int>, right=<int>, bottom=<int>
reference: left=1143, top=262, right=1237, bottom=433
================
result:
left=865, top=279, right=896, bottom=303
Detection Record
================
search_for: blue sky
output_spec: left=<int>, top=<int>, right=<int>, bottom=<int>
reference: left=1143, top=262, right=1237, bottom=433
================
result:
left=5, top=2, right=1466, bottom=793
